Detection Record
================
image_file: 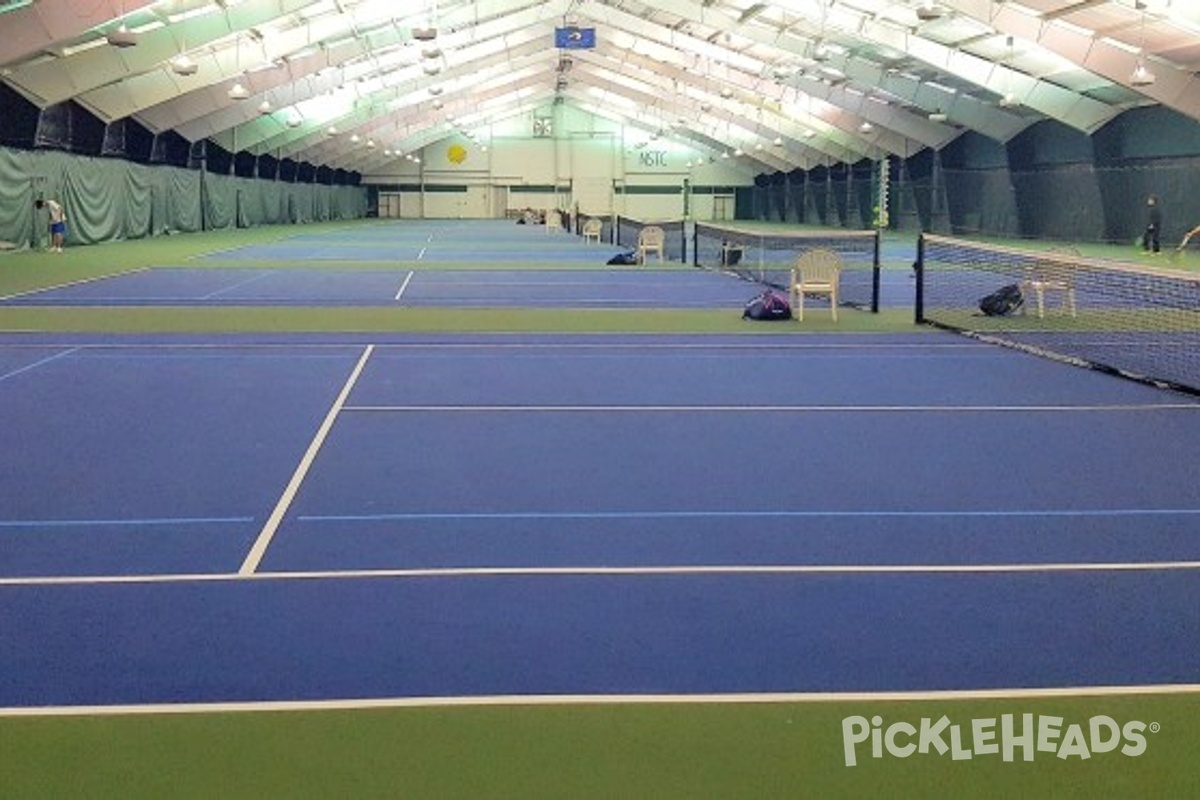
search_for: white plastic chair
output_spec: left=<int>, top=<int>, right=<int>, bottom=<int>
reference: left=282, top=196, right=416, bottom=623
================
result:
left=636, top=226, right=665, bottom=264
left=789, top=248, right=842, bottom=321
left=1019, top=248, right=1077, bottom=319
left=582, top=217, right=602, bottom=243
left=545, top=210, right=562, bottom=233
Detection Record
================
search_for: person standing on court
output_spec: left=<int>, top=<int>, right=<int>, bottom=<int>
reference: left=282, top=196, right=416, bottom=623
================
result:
left=35, top=198, right=67, bottom=253
left=1142, top=194, right=1162, bottom=254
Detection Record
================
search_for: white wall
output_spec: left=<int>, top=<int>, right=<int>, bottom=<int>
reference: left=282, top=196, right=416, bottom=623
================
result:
left=362, top=104, right=757, bottom=220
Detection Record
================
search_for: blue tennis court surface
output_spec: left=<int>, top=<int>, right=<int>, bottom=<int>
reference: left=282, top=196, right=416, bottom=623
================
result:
left=0, top=267, right=787, bottom=308
left=207, top=219, right=629, bottom=264
left=1, top=332, right=1198, bottom=706
left=0, top=219, right=919, bottom=309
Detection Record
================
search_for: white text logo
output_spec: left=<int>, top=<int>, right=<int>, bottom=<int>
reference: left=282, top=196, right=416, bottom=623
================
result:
left=842, top=714, right=1157, bottom=767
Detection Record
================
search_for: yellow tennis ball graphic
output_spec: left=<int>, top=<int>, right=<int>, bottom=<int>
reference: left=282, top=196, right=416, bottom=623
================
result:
left=447, top=144, right=468, bottom=164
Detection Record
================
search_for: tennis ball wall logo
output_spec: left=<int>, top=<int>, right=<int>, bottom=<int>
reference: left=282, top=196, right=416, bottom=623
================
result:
left=841, top=714, right=1156, bottom=767
left=447, top=144, right=468, bottom=164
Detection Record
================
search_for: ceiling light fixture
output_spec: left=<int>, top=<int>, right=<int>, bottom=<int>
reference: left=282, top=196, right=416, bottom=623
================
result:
left=1130, top=62, right=1156, bottom=87
left=916, top=2, right=943, bottom=22
left=929, top=109, right=948, bottom=122
left=106, top=17, right=138, bottom=48
left=1130, top=2, right=1156, bottom=87
left=227, top=31, right=248, bottom=100
left=996, top=36, right=1019, bottom=108
left=172, top=54, right=198, bottom=76
left=413, top=0, right=439, bottom=41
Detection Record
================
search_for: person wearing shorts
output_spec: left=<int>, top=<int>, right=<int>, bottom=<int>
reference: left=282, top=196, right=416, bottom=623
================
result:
left=35, top=198, right=67, bottom=252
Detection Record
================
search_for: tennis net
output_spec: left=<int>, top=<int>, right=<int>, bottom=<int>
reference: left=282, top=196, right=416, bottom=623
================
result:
left=615, top=217, right=688, bottom=262
left=916, top=233, right=1200, bottom=395
left=692, top=223, right=881, bottom=312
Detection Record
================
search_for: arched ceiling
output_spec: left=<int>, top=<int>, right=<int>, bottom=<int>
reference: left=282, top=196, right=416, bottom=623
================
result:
left=1, top=0, right=1197, bottom=173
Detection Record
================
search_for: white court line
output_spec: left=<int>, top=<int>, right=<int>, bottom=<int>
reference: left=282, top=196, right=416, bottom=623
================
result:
left=0, top=347, right=78, bottom=383
left=0, top=341, right=987, bottom=353
left=0, top=267, right=151, bottom=302
left=4, top=684, right=1200, bottom=718
left=394, top=270, right=414, bottom=301
left=417, top=247, right=427, bottom=260
left=201, top=270, right=277, bottom=300
left=343, top=403, right=1200, bottom=413
left=5, top=559, right=1200, bottom=588
left=5, top=684, right=1200, bottom=717
left=237, top=344, right=375, bottom=575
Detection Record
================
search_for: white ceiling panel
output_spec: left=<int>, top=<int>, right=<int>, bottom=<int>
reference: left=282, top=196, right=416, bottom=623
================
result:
left=0, top=0, right=1195, bottom=173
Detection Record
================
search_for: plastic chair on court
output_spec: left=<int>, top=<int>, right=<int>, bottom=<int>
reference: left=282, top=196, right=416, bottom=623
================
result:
left=1019, top=247, right=1078, bottom=319
left=789, top=248, right=842, bottom=322
left=719, top=240, right=744, bottom=268
left=582, top=217, right=603, bottom=243
left=636, top=225, right=665, bottom=264
left=545, top=210, right=563, bottom=233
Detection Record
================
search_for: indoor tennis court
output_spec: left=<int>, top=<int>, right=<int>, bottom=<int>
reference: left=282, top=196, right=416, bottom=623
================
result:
left=5, top=0, right=1200, bottom=796
left=2, top=218, right=1199, bottom=797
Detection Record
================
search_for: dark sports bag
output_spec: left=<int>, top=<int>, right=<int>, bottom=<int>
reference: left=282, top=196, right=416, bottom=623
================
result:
left=607, top=251, right=638, bottom=265
left=979, top=284, right=1024, bottom=316
left=743, top=289, right=792, bottom=321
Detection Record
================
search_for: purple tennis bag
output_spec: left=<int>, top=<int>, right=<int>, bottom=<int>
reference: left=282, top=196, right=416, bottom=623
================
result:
left=742, top=289, right=792, bottom=321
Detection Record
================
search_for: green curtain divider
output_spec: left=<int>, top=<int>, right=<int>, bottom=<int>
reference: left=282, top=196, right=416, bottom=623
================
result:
left=0, top=146, right=367, bottom=250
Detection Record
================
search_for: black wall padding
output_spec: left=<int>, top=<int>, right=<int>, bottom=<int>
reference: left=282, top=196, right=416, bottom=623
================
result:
left=102, top=118, right=154, bottom=163
left=151, top=130, right=190, bottom=167
left=31, top=101, right=105, bottom=154
left=205, top=142, right=233, bottom=174
left=786, top=168, right=805, bottom=223
left=0, top=83, right=38, bottom=148
left=233, top=151, right=256, bottom=178
left=258, top=154, right=279, bottom=180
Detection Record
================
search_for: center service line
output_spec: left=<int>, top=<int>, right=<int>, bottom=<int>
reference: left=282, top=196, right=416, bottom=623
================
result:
left=238, top=344, right=375, bottom=576
left=394, top=270, right=414, bottom=301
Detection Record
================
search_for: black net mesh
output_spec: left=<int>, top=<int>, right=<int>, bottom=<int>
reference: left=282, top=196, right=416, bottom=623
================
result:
left=692, top=222, right=880, bottom=311
left=614, top=216, right=687, bottom=262
left=917, top=233, right=1200, bottom=395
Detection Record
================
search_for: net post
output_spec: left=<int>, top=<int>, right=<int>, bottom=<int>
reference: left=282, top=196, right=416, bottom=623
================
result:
left=871, top=229, right=881, bottom=314
left=914, top=233, right=925, bottom=324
